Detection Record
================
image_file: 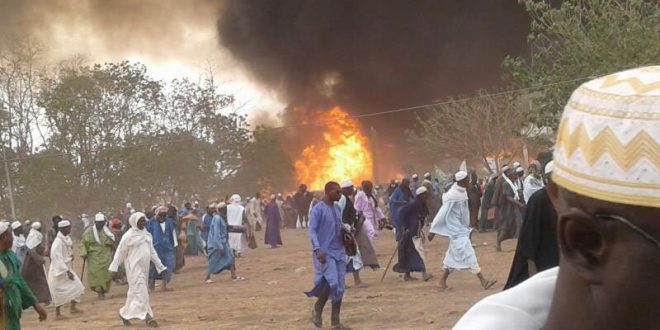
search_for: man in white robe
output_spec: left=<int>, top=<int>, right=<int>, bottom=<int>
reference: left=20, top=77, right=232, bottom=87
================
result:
left=48, top=219, right=85, bottom=318
left=245, top=193, right=264, bottom=231
left=227, top=194, right=248, bottom=255
left=11, top=221, right=27, bottom=270
left=429, top=171, right=496, bottom=290
left=109, top=212, right=166, bottom=327
left=523, top=160, right=545, bottom=203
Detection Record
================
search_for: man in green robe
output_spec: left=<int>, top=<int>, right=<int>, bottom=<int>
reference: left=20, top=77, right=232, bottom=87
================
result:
left=0, top=221, right=47, bottom=329
left=80, top=213, right=115, bottom=299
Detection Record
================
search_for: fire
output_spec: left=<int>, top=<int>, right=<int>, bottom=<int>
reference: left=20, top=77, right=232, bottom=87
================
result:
left=294, top=106, right=373, bottom=190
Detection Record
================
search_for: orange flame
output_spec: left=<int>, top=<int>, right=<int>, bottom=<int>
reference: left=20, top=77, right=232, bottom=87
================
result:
left=294, top=106, right=373, bottom=190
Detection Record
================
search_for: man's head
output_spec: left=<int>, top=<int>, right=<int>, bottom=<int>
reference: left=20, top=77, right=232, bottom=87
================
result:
left=184, top=202, right=192, bottom=210
left=156, top=206, right=167, bottom=222
left=58, top=220, right=72, bottom=236
left=412, top=174, right=419, bottom=182
left=545, top=66, right=660, bottom=328
left=424, top=172, right=432, bottom=180
left=255, top=192, right=261, bottom=199
left=455, top=171, right=469, bottom=188
left=11, top=221, right=23, bottom=236
left=324, top=181, right=342, bottom=203
left=340, top=179, right=354, bottom=196
left=299, top=184, right=307, bottom=193
left=415, top=186, right=428, bottom=204
left=95, top=212, right=106, bottom=230
left=401, top=177, right=411, bottom=189
left=0, top=222, right=12, bottom=251
left=515, top=166, right=524, bottom=178
left=218, top=203, right=227, bottom=217
left=362, top=180, right=374, bottom=194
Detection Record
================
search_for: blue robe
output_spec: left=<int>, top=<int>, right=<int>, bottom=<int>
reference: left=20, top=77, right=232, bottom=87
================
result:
left=388, top=187, right=413, bottom=241
left=207, top=214, right=235, bottom=275
left=147, top=217, right=177, bottom=282
left=393, top=201, right=426, bottom=273
left=264, top=202, right=283, bottom=246
left=305, top=202, right=346, bottom=304
left=201, top=213, right=213, bottom=243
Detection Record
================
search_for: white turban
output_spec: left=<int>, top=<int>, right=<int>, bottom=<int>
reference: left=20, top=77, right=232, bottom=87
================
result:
left=31, top=222, right=42, bottom=230
left=415, top=186, right=427, bottom=195
left=340, top=179, right=353, bottom=188
left=0, top=222, right=9, bottom=235
left=95, top=212, right=106, bottom=222
left=11, top=221, right=21, bottom=230
left=545, top=161, right=555, bottom=174
left=58, top=220, right=71, bottom=228
left=126, top=202, right=132, bottom=208
left=230, top=194, right=241, bottom=203
left=455, top=171, right=468, bottom=182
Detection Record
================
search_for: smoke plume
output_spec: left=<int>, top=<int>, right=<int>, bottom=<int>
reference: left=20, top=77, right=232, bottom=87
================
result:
left=218, top=0, right=530, bottom=121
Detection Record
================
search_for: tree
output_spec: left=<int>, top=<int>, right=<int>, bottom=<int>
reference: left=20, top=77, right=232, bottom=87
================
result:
left=230, top=126, right=295, bottom=195
left=406, top=90, right=527, bottom=171
left=505, top=0, right=660, bottom=130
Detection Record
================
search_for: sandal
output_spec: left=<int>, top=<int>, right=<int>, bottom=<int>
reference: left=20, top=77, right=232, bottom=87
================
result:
left=205, top=279, right=214, bottom=284
left=232, top=276, right=245, bottom=282
left=120, top=314, right=131, bottom=326
left=146, top=318, right=159, bottom=328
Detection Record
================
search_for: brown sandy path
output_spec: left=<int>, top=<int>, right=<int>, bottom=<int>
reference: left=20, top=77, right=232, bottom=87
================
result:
left=22, top=228, right=516, bottom=329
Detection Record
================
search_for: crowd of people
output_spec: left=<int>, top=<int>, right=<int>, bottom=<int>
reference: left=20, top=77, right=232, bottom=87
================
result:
left=0, top=66, right=658, bottom=330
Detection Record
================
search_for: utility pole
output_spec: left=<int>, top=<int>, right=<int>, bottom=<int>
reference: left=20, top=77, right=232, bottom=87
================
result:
left=2, top=149, right=16, bottom=220
left=370, top=127, right=379, bottom=185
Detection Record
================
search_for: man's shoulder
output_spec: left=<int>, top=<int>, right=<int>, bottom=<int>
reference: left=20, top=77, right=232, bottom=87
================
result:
left=454, top=267, right=558, bottom=329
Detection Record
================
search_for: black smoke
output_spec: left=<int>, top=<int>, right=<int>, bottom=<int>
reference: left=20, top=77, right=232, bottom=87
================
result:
left=218, top=0, right=530, bottom=121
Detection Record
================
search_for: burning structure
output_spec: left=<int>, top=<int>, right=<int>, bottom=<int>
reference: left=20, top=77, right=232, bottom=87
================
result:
left=217, top=1, right=529, bottom=185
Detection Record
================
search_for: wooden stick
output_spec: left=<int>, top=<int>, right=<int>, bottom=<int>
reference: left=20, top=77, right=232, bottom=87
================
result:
left=380, top=241, right=399, bottom=283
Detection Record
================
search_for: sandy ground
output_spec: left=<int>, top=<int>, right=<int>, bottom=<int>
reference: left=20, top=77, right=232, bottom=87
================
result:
left=21, top=228, right=517, bottom=330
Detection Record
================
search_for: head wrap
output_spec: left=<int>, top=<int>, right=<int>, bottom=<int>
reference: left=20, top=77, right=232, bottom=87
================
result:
left=58, top=220, right=71, bottom=228
left=0, top=222, right=8, bottom=235
left=545, top=161, right=555, bottom=174
left=11, top=221, right=21, bottom=230
left=415, top=186, right=427, bottom=195
left=31, top=222, right=41, bottom=230
left=552, top=66, right=660, bottom=208
left=231, top=194, right=241, bottom=204
left=340, top=179, right=353, bottom=188
left=502, top=165, right=510, bottom=173
left=95, top=212, right=106, bottom=222
left=455, top=171, right=468, bottom=182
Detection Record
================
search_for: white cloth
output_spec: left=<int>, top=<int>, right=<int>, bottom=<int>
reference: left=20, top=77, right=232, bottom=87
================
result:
left=48, top=231, right=85, bottom=307
left=245, top=198, right=263, bottom=225
left=93, top=224, right=116, bottom=245
left=354, top=191, right=383, bottom=242
left=227, top=201, right=247, bottom=253
left=25, top=228, right=43, bottom=249
left=109, top=212, right=166, bottom=320
left=503, top=175, right=520, bottom=201
left=429, top=184, right=479, bottom=272
left=11, top=233, right=27, bottom=267
left=523, top=174, right=545, bottom=203
left=454, top=267, right=558, bottom=329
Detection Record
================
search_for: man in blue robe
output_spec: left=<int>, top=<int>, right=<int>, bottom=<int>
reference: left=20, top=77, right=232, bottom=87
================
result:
left=147, top=206, right=177, bottom=291
left=393, top=186, right=433, bottom=282
left=388, top=177, right=413, bottom=241
left=201, top=205, right=213, bottom=246
left=305, top=181, right=350, bottom=330
left=205, top=203, right=243, bottom=283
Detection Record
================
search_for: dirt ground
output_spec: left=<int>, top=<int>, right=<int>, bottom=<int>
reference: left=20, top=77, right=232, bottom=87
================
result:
left=21, top=228, right=517, bottom=330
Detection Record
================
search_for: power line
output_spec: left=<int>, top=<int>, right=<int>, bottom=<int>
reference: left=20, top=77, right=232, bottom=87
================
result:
left=2, top=74, right=594, bottom=163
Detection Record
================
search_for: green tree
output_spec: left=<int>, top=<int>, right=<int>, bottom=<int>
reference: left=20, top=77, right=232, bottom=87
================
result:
left=505, top=0, right=660, bottom=129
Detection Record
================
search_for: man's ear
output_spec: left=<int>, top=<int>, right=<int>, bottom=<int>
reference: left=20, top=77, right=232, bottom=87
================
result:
left=558, top=208, right=609, bottom=284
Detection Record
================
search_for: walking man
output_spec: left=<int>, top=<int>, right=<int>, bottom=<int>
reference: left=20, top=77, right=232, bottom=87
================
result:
left=80, top=212, right=115, bottom=299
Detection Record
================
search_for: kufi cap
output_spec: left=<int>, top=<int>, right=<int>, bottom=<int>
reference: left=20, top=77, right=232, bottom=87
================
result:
left=423, top=179, right=432, bottom=185
left=513, top=161, right=521, bottom=168
left=553, top=66, right=660, bottom=208
left=81, top=213, right=88, bottom=218
left=455, top=171, right=468, bottom=181
left=11, top=221, right=21, bottom=230
left=0, top=222, right=8, bottom=235
left=231, top=194, right=241, bottom=203
left=545, top=161, right=555, bottom=174
left=217, top=202, right=227, bottom=208
left=126, top=202, right=132, bottom=208
left=415, top=186, right=427, bottom=195
left=156, top=206, right=168, bottom=214
left=58, top=220, right=71, bottom=228
left=502, top=165, right=510, bottom=172
left=95, top=212, right=106, bottom=222
left=24, top=219, right=31, bottom=225
left=340, top=179, right=353, bottom=188
left=412, top=174, right=419, bottom=179
left=31, top=222, right=41, bottom=230
left=516, top=167, right=524, bottom=173
left=424, top=172, right=431, bottom=178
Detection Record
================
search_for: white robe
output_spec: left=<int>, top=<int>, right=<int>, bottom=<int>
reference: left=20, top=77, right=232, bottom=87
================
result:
left=523, top=174, right=545, bottom=203
left=109, top=215, right=166, bottom=320
left=245, top=198, right=263, bottom=227
left=48, top=231, right=85, bottom=307
left=454, top=267, right=557, bottom=329
left=227, top=202, right=247, bottom=253
left=430, top=184, right=480, bottom=273
left=11, top=233, right=27, bottom=268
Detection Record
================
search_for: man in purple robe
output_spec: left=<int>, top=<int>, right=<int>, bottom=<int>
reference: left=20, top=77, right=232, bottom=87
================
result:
left=305, top=181, right=350, bottom=330
left=264, top=194, right=283, bottom=248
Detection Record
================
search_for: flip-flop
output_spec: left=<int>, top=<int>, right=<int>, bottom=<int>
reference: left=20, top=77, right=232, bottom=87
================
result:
left=232, top=276, right=245, bottom=282
left=483, top=280, right=498, bottom=290
left=204, top=279, right=214, bottom=284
